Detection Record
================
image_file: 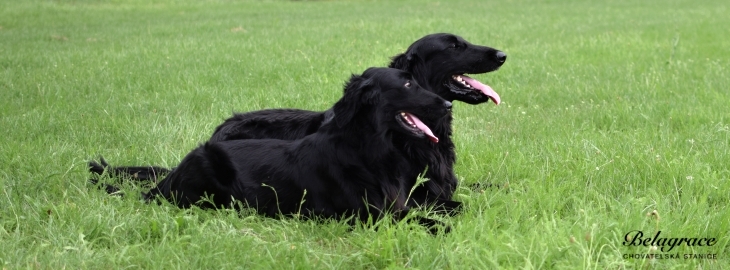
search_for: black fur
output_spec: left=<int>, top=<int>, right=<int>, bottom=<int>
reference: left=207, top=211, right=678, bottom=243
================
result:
left=145, top=68, right=452, bottom=230
left=90, top=33, right=506, bottom=212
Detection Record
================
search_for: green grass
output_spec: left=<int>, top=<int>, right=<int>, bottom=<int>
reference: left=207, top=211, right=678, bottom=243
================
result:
left=1, top=0, right=729, bottom=268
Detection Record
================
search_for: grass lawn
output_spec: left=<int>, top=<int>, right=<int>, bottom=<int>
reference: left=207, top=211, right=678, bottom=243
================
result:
left=1, top=0, right=729, bottom=268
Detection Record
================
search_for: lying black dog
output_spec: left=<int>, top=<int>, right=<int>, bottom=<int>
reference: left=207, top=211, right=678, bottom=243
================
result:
left=91, top=33, right=506, bottom=210
left=145, top=68, right=452, bottom=229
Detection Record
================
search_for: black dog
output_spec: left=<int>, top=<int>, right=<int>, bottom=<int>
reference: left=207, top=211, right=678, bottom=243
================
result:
left=145, top=68, right=452, bottom=229
left=91, top=33, right=506, bottom=210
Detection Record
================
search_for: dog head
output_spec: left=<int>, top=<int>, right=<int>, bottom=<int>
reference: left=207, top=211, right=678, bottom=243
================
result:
left=389, top=33, right=506, bottom=105
left=333, top=67, right=451, bottom=143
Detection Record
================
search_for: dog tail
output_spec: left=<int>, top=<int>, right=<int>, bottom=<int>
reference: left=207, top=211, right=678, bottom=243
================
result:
left=88, top=156, right=171, bottom=182
left=88, top=159, right=123, bottom=194
left=88, top=156, right=172, bottom=195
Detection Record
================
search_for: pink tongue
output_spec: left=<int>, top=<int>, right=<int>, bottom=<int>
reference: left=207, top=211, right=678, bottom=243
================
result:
left=461, top=75, right=501, bottom=105
left=406, top=113, right=438, bottom=143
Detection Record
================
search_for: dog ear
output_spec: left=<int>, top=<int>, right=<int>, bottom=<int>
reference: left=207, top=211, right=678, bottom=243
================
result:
left=389, top=52, right=412, bottom=70
left=359, top=81, right=380, bottom=106
left=333, top=74, right=378, bottom=127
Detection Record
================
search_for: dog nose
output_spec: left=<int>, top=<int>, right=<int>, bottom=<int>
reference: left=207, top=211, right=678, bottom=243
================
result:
left=495, top=51, right=507, bottom=63
left=443, top=100, right=452, bottom=109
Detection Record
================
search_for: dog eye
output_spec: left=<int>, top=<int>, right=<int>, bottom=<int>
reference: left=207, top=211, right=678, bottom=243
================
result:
left=448, top=43, right=457, bottom=48
left=404, top=81, right=411, bottom=88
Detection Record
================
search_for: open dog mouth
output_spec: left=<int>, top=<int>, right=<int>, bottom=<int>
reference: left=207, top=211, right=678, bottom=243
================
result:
left=450, top=74, right=501, bottom=105
left=397, top=112, right=438, bottom=143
